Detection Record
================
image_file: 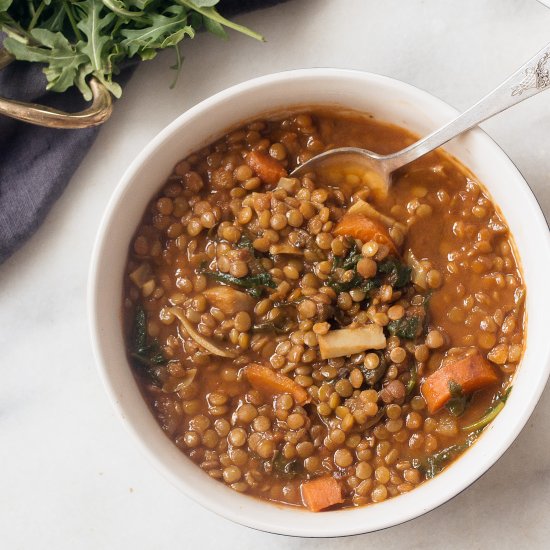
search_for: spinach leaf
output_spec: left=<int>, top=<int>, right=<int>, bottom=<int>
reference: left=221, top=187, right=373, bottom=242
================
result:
left=359, top=277, right=382, bottom=294
left=413, top=430, right=481, bottom=479
left=341, top=242, right=362, bottom=271
left=360, top=351, right=387, bottom=386
left=327, top=273, right=364, bottom=294
left=387, top=316, right=420, bottom=339
left=236, top=232, right=266, bottom=273
left=377, top=257, right=411, bottom=289
left=130, top=305, right=166, bottom=385
left=202, top=269, right=276, bottom=298
left=406, top=363, right=418, bottom=395
left=445, top=380, right=468, bottom=417
left=236, top=233, right=254, bottom=253
left=271, top=452, right=304, bottom=478
left=462, top=387, right=512, bottom=432
left=329, top=243, right=362, bottom=292
left=329, top=250, right=410, bottom=296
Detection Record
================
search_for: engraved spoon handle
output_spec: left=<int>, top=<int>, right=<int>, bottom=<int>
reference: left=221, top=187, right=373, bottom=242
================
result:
left=382, top=41, right=550, bottom=173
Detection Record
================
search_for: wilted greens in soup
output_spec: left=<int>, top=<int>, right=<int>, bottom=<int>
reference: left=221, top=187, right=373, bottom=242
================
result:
left=123, top=110, right=525, bottom=511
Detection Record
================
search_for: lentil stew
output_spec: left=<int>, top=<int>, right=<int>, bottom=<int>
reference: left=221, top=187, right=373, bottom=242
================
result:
left=123, top=109, right=525, bottom=511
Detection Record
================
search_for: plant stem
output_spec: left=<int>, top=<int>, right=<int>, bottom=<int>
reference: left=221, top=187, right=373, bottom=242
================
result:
left=177, top=0, right=265, bottom=42
left=28, top=1, right=46, bottom=31
left=63, top=0, right=83, bottom=41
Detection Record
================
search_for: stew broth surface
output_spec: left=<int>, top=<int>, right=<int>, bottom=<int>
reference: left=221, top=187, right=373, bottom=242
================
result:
left=123, top=109, right=524, bottom=510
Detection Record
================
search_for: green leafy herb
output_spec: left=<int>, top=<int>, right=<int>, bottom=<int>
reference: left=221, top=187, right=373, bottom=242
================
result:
left=377, top=257, right=411, bottom=289
left=446, top=380, right=468, bottom=417
left=328, top=272, right=382, bottom=295
left=202, top=269, right=276, bottom=298
left=360, top=351, right=387, bottom=386
left=251, top=323, right=289, bottom=335
left=331, top=242, right=360, bottom=274
left=272, top=452, right=304, bottom=478
left=413, top=430, right=481, bottom=479
left=341, top=242, right=362, bottom=271
left=329, top=250, right=410, bottom=296
left=130, top=305, right=167, bottom=385
left=406, top=363, right=417, bottom=395
left=327, top=272, right=364, bottom=294
left=387, top=316, right=420, bottom=340
left=0, top=0, right=263, bottom=99
left=236, top=232, right=269, bottom=273
left=329, top=243, right=363, bottom=292
left=359, top=278, right=381, bottom=294
left=462, top=387, right=512, bottom=432
left=236, top=233, right=254, bottom=253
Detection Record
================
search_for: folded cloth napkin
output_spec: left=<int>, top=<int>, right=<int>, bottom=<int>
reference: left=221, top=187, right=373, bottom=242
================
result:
left=0, top=0, right=284, bottom=264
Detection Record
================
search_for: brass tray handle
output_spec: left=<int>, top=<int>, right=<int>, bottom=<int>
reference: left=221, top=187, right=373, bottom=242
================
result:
left=0, top=49, right=113, bottom=129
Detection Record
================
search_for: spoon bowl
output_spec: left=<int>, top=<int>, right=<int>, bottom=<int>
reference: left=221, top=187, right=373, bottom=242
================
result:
left=291, top=146, right=391, bottom=195
left=292, top=40, right=550, bottom=188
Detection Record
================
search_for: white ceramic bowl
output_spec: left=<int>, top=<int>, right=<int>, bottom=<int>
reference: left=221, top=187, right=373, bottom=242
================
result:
left=89, top=69, right=550, bottom=537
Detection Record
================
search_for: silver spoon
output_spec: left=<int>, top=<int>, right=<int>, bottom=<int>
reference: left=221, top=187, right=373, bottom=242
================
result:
left=291, top=41, right=550, bottom=190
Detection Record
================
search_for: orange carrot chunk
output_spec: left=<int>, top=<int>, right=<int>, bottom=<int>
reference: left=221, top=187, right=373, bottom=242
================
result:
left=301, top=476, right=343, bottom=512
left=421, top=352, right=498, bottom=414
left=334, top=213, right=398, bottom=255
left=244, top=364, right=310, bottom=406
left=246, top=151, right=287, bottom=185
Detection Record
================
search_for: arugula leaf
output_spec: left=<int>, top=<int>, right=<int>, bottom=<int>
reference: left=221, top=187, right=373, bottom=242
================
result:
left=178, top=0, right=265, bottom=41
left=1, top=0, right=263, bottom=99
left=203, top=15, right=227, bottom=39
left=0, top=0, right=13, bottom=12
left=102, top=0, right=145, bottom=18
left=191, top=0, right=220, bottom=6
left=77, top=0, right=122, bottom=98
left=3, top=29, right=87, bottom=93
left=387, top=316, right=420, bottom=339
left=41, top=6, right=66, bottom=32
left=120, top=5, right=194, bottom=59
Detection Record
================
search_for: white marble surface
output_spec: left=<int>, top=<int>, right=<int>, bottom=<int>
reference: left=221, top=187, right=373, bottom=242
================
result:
left=2, top=1, right=550, bottom=548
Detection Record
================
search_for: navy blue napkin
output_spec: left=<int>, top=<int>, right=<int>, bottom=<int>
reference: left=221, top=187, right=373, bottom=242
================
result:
left=0, top=0, right=284, bottom=263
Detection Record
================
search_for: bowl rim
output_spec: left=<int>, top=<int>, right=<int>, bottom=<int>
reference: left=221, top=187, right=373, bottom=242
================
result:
left=88, top=67, right=550, bottom=537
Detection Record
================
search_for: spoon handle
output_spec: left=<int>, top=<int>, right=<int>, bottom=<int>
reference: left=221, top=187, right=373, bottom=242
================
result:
left=386, top=41, right=550, bottom=171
